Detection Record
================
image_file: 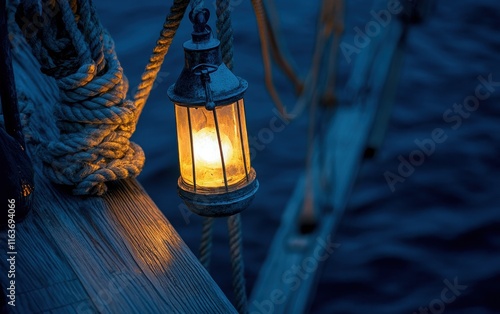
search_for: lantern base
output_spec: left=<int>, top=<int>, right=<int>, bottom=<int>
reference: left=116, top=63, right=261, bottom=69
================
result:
left=178, top=175, right=259, bottom=217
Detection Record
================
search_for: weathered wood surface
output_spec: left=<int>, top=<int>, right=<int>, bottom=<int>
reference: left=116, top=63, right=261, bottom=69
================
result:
left=0, top=7, right=236, bottom=313
left=249, top=3, right=406, bottom=313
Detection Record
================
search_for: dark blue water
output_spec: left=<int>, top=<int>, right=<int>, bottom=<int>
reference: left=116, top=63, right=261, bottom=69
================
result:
left=96, top=0, right=500, bottom=313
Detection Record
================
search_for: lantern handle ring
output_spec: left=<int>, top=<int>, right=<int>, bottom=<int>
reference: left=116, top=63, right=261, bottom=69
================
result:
left=189, top=8, right=210, bottom=32
left=193, top=63, right=219, bottom=110
left=192, top=63, right=218, bottom=75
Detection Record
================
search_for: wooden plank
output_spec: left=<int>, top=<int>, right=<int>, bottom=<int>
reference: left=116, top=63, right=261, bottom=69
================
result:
left=249, top=3, right=405, bottom=313
left=0, top=6, right=236, bottom=313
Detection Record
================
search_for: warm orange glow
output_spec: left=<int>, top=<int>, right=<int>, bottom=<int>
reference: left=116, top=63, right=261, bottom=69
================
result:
left=191, top=127, right=234, bottom=186
left=175, top=100, right=251, bottom=191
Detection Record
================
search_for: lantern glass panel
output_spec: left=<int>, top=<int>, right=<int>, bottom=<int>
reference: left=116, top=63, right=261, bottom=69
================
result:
left=175, top=99, right=251, bottom=192
left=236, top=99, right=251, bottom=180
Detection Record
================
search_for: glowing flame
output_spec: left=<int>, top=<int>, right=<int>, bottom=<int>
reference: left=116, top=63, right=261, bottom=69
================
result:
left=193, top=127, right=233, bottom=169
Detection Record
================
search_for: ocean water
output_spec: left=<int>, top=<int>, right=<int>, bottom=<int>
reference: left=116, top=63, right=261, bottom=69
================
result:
left=95, top=0, right=500, bottom=313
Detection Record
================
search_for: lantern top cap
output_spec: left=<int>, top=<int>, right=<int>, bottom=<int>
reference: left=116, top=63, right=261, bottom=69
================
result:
left=167, top=8, right=247, bottom=108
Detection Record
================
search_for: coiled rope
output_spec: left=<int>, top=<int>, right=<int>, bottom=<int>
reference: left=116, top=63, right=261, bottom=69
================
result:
left=16, top=0, right=145, bottom=195
left=15, top=0, right=193, bottom=195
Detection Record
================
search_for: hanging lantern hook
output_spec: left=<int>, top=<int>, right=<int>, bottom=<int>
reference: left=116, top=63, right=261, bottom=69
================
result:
left=189, top=8, right=212, bottom=42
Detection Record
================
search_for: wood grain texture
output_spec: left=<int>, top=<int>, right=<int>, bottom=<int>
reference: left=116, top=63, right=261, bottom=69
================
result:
left=0, top=3, right=236, bottom=313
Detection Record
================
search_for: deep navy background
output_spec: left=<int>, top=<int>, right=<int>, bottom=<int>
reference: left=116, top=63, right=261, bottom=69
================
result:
left=95, top=1, right=500, bottom=313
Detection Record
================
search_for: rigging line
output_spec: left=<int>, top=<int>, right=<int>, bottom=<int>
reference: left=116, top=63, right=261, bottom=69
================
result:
left=216, top=0, right=233, bottom=69
left=320, top=0, right=344, bottom=107
left=299, top=0, right=344, bottom=229
left=191, top=0, right=204, bottom=15
left=262, top=0, right=303, bottom=95
left=133, top=0, right=190, bottom=123
left=288, top=5, right=328, bottom=119
left=297, top=35, right=325, bottom=230
left=317, top=0, right=344, bottom=192
left=251, top=0, right=293, bottom=121
left=215, top=0, right=249, bottom=312
left=199, top=217, right=214, bottom=270
left=189, top=0, right=215, bottom=276
left=228, top=214, right=248, bottom=314
left=289, top=0, right=344, bottom=118
left=185, top=0, right=233, bottom=74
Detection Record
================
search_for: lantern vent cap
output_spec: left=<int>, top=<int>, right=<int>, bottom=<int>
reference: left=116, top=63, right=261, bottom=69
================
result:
left=167, top=8, right=247, bottom=107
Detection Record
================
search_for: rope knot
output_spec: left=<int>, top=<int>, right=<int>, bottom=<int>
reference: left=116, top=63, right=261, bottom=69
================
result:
left=17, top=0, right=145, bottom=195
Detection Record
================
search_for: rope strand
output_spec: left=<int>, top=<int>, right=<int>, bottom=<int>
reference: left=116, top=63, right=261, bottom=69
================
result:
left=262, top=0, right=303, bottom=95
left=133, top=0, right=190, bottom=121
left=199, top=217, right=214, bottom=270
left=216, top=0, right=233, bottom=70
left=191, top=0, right=205, bottom=15
left=228, top=214, right=248, bottom=314
left=251, top=0, right=293, bottom=121
left=214, top=2, right=249, bottom=311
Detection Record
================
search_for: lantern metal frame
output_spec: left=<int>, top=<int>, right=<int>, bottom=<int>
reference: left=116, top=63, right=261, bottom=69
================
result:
left=168, top=9, right=258, bottom=217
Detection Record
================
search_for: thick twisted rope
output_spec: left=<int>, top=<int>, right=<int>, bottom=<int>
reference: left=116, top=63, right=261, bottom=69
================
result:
left=16, top=0, right=144, bottom=195
left=197, top=0, right=235, bottom=275
left=216, top=0, right=233, bottom=70
left=261, top=0, right=302, bottom=95
left=133, top=0, right=190, bottom=120
left=217, top=2, right=247, bottom=311
left=199, top=216, right=214, bottom=270
left=189, top=0, right=217, bottom=275
left=187, top=1, right=247, bottom=311
left=299, top=0, right=344, bottom=228
left=228, top=214, right=247, bottom=313
left=251, top=0, right=293, bottom=121
left=191, top=0, right=204, bottom=15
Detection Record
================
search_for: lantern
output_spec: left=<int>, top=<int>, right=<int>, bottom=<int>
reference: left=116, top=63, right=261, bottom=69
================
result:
left=168, top=9, right=258, bottom=217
